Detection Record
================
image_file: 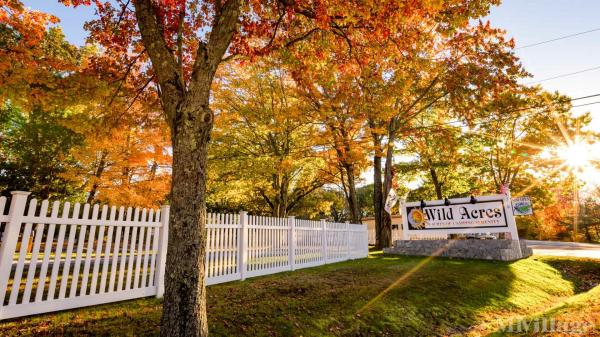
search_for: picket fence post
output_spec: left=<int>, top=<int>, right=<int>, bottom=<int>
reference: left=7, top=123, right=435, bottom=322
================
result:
left=321, top=219, right=328, bottom=264
left=288, top=216, right=295, bottom=271
left=239, top=210, right=248, bottom=280
left=344, top=221, right=351, bottom=260
left=0, top=191, right=30, bottom=305
left=155, top=205, right=169, bottom=298
left=364, top=225, right=369, bottom=257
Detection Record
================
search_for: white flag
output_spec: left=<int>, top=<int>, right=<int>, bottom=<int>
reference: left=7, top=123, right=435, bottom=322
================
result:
left=384, top=188, right=398, bottom=215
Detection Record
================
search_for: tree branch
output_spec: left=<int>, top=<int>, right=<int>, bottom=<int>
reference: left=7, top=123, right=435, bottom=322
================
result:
left=189, top=0, right=241, bottom=94
left=285, top=28, right=320, bottom=48
left=133, top=0, right=183, bottom=125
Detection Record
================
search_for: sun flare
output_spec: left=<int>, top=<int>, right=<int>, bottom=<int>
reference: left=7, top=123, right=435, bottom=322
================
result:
left=555, top=140, right=600, bottom=186
left=557, top=141, right=593, bottom=169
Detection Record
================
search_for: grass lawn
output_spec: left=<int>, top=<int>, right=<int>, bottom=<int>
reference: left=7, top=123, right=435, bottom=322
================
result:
left=0, top=252, right=598, bottom=336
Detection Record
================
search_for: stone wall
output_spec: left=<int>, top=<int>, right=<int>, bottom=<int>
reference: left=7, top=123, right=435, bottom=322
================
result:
left=383, top=239, right=533, bottom=261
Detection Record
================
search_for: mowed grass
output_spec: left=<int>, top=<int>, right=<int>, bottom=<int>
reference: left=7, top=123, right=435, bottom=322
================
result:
left=0, top=252, right=598, bottom=336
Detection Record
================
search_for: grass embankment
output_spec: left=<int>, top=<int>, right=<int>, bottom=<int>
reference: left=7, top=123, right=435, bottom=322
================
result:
left=483, top=258, right=600, bottom=336
left=0, top=252, right=598, bottom=336
left=484, top=286, right=600, bottom=336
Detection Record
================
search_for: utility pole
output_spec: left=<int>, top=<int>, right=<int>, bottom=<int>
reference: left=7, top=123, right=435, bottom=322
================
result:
left=573, top=176, right=580, bottom=241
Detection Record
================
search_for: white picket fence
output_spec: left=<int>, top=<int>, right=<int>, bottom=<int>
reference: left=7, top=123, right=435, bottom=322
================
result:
left=367, top=228, right=404, bottom=245
left=0, top=191, right=368, bottom=320
left=367, top=229, right=448, bottom=245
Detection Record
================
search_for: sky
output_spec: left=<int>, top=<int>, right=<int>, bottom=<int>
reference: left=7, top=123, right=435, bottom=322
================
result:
left=486, top=0, right=600, bottom=132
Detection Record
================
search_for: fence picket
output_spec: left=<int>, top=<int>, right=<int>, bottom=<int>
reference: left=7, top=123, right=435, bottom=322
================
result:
left=108, top=207, right=124, bottom=293
left=227, top=219, right=234, bottom=274
left=249, top=218, right=254, bottom=272
left=141, top=209, right=153, bottom=288
left=133, top=209, right=147, bottom=288
left=46, top=202, right=71, bottom=300
left=89, top=205, right=108, bottom=295
left=208, top=214, right=216, bottom=277
left=259, top=217, right=264, bottom=270
left=0, top=192, right=29, bottom=307
left=58, top=203, right=78, bottom=299
left=148, top=210, right=160, bottom=287
left=267, top=220, right=272, bottom=270
left=22, top=200, right=48, bottom=303
left=222, top=221, right=228, bottom=275
left=117, top=208, right=132, bottom=292
left=9, top=199, right=37, bottom=305
left=126, top=208, right=140, bottom=290
left=34, top=200, right=60, bottom=302
left=205, top=214, right=211, bottom=277
left=239, top=211, right=247, bottom=279
left=67, top=203, right=90, bottom=299
left=79, top=204, right=98, bottom=296
left=221, top=214, right=227, bottom=276
left=99, top=206, right=116, bottom=294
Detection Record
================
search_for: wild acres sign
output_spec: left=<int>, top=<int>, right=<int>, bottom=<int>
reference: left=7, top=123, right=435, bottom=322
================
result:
left=406, top=200, right=508, bottom=230
left=401, top=195, right=519, bottom=239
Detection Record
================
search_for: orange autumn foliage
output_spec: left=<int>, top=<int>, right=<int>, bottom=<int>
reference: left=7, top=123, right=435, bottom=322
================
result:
left=63, top=89, right=172, bottom=208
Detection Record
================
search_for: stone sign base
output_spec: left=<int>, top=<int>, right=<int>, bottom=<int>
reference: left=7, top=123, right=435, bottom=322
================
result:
left=383, top=239, right=533, bottom=261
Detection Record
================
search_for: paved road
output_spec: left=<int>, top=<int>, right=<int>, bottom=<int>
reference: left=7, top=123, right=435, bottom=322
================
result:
left=525, top=240, right=600, bottom=259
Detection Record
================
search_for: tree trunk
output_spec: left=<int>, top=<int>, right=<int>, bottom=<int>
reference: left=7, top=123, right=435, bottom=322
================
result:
left=329, top=120, right=361, bottom=224
left=270, top=172, right=289, bottom=217
left=372, top=137, right=384, bottom=248
left=429, top=163, right=443, bottom=200
left=160, top=105, right=212, bottom=337
left=277, top=175, right=289, bottom=217
left=344, top=164, right=361, bottom=223
left=380, top=139, right=394, bottom=249
left=86, top=151, right=107, bottom=204
left=583, top=221, right=592, bottom=242
left=130, top=1, right=246, bottom=335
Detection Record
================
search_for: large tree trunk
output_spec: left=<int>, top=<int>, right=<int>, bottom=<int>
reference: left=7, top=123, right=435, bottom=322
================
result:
left=344, top=164, right=361, bottom=223
left=428, top=162, right=443, bottom=200
left=380, top=139, right=394, bottom=249
left=132, top=0, right=240, bottom=335
left=276, top=175, right=289, bottom=217
left=267, top=172, right=290, bottom=217
left=160, top=104, right=212, bottom=337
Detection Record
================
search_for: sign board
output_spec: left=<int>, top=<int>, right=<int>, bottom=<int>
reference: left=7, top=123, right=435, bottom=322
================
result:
left=511, top=196, right=533, bottom=216
left=401, top=194, right=519, bottom=240
left=406, top=200, right=508, bottom=230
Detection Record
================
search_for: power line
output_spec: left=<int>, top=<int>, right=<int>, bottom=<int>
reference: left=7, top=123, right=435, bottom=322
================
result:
left=572, top=101, right=600, bottom=108
left=410, top=93, right=600, bottom=131
left=516, top=27, right=600, bottom=50
left=525, top=65, right=600, bottom=84
left=570, top=93, right=600, bottom=101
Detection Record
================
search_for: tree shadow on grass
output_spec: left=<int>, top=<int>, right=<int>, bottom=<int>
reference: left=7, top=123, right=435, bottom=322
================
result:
left=0, top=253, right=587, bottom=337
left=538, top=256, right=600, bottom=293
